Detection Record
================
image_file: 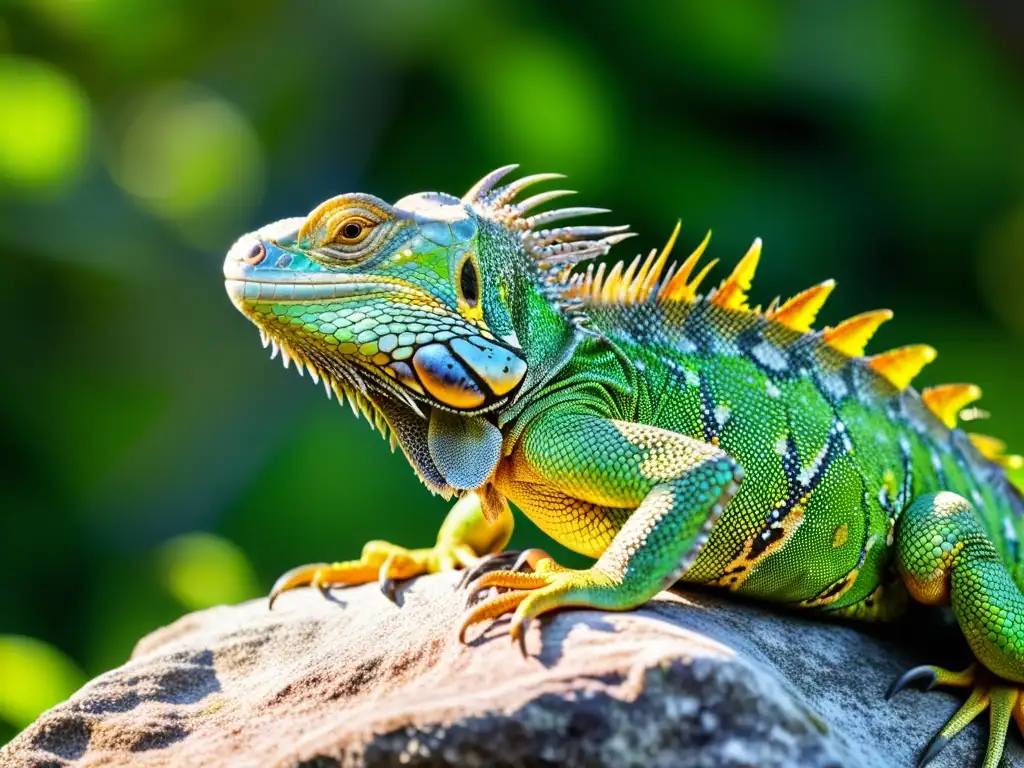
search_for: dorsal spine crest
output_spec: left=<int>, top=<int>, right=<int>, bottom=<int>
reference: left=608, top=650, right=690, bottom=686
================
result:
left=464, top=168, right=1019, bottom=468
left=766, top=280, right=837, bottom=334
left=922, top=384, right=983, bottom=429
left=867, top=345, right=937, bottom=390
left=822, top=310, right=894, bottom=357
left=710, top=239, right=762, bottom=311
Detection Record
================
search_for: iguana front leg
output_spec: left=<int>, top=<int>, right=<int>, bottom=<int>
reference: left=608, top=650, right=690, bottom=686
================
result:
left=888, top=491, right=1024, bottom=767
left=269, top=491, right=513, bottom=607
left=460, top=408, right=744, bottom=646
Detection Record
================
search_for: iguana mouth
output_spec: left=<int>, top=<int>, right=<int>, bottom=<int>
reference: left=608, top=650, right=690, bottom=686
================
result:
left=226, top=283, right=527, bottom=425
left=251, top=317, right=525, bottom=419
left=223, top=275, right=434, bottom=305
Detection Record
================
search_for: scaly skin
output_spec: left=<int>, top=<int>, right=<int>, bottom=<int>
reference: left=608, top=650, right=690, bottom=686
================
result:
left=223, top=167, right=1024, bottom=766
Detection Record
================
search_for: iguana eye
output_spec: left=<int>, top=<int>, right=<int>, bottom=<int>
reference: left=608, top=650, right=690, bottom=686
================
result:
left=298, top=195, right=396, bottom=263
left=332, top=215, right=374, bottom=245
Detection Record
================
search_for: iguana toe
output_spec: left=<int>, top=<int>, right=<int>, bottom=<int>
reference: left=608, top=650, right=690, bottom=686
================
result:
left=456, top=550, right=525, bottom=591
left=268, top=562, right=330, bottom=609
left=268, top=540, right=480, bottom=609
left=887, top=664, right=1021, bottom=767
left=886, top=663, right=976, bottom=699
left=456, top=547, right=553, bottom=592
left=458, top=564, right=618, bottom=653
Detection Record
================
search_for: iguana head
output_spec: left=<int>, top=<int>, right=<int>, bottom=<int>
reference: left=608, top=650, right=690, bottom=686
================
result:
left=223, top=166, right=630, bottom=496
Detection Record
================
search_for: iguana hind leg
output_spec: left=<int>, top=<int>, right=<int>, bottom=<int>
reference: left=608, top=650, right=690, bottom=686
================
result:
left=888, top=491, right=1024, bottom=767
left=269, top=490, right=513, bottom=607
left=459, top=410, right=743, bottom=649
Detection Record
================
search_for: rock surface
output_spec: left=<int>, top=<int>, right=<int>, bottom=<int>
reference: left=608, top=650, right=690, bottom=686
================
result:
left=2, top=571, right=1015, bottom=767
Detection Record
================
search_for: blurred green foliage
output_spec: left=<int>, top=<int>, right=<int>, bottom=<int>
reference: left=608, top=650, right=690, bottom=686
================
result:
left=1, top=0, right=1022, bottom=745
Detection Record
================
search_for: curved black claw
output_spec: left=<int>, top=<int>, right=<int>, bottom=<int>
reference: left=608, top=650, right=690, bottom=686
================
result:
left=516, top=618, right=531, bottom=659
left=512, top=549, right=546, bottom=573
left=378, top=555, right=401, bottom=605
left=917, top=735, right=949, bottom=767
left=456, top=550, right=528, bottom=591
left=885, top=665, right=938, bottom=700
left=267, top=562, right=330, bottom=610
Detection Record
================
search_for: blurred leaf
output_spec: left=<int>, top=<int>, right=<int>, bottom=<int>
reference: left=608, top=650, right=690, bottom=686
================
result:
left=0, top=636, right=85, bottom=728
left=158, top=533, right=260, bottom=611
left=156, top=536, right=260, bottom=614
left=0, top=56, right=89, bottom=192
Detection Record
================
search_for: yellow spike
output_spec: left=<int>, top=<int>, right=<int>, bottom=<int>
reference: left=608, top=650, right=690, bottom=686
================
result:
left=638, top=220, right=682, bottom=300
left=711, top=238, right=762, bottom=311
left=921, top=384, right=983, bottom=429
left=658, top=230, right=711, bottom=301
left=628, top=248, right=658, bottom=302
left=659, top=219, right=684, bottom=262
left=970, top=433, right=1007, bottom=461
left=621, top=254, right=641, bottom=284
left=633, top=249, right=670, bottom=303
left=583, top=263, right=596, bottom=292
left=867, top=345, right=937, bottom=390
left=823, top=309, right=894, bottom=357
left=630, top=221, right=684, bottom=303
left=599, top=260, right=625, bottom=304
left=617, top=254, right=642, bottom=303
left=969, top=434, right=1022, bottom=469
left=589, top=262, right=607, bottom=300
left=766, top=280, right=836, bottom=333
left=676, top=259, right=719, bottom=303
left=674, top=230, right=711, bottom=285
left=631, top=221, right=683, bottom=301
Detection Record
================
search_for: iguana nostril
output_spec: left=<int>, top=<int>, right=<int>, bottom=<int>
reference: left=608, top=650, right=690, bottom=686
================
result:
left=243, top=242, right=266, bottom=265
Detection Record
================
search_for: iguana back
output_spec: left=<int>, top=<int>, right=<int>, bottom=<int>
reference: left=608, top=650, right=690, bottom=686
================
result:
left=584, top=294, right=1024, bottom=613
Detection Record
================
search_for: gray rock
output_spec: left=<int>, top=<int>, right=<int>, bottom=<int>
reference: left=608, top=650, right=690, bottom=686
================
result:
left=1, top=572, right=1015, bottom=767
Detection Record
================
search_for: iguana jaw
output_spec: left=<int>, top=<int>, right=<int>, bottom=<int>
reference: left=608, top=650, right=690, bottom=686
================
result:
left=223, top=220, right=527, bottom=427
left=226, top=255, right=512, bottom=496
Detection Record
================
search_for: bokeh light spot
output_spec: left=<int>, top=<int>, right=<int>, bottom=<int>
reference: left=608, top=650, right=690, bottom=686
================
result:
left=0, top=56, right=89, bottom=191
left=158, top=532, right=260, bottom=611
left=0, top=636, right=86, bottom=728
left=113, top=82, right=263, bottom=247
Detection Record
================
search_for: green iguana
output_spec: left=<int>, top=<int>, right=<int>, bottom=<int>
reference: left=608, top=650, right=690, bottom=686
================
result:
left=223, top=166, right=1024, bottom=767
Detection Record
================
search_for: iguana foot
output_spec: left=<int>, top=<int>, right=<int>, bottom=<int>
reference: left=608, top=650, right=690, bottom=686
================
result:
left=459, top=558, right=616, bottom=655
left=456, top=548, right=552, bottom=591
left=886, top=663, right=1023, bottom=767
left=269, top=539, right=478, bottom=608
